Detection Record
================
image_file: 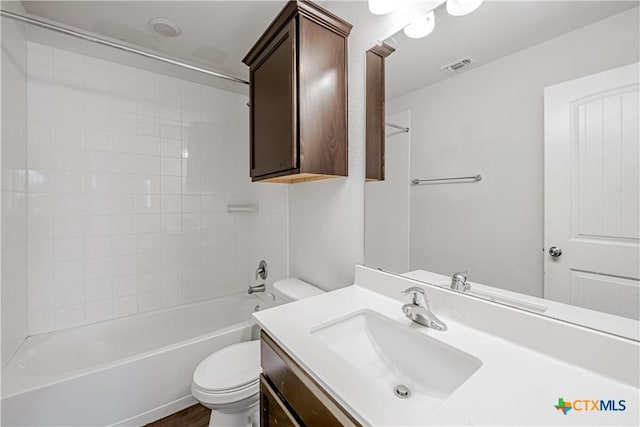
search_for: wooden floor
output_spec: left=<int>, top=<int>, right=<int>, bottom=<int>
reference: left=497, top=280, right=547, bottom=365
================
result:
left=145, top=404, right=211, bottom=427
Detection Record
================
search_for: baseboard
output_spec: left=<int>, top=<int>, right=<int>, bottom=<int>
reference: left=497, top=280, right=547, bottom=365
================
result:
left=108, top=395, right=198, bottom=427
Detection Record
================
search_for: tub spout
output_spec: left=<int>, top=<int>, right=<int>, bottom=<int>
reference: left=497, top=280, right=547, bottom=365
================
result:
left=248, top=284, right=266, bottom=294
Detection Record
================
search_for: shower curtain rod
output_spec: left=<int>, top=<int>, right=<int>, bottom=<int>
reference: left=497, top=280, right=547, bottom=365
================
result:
left=0, top=9, right=250, bottom=86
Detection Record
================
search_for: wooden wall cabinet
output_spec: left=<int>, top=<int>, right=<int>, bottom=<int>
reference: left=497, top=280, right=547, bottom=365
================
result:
left=260, top=331, right=361, bottom=427
left=365, top=43, right=395, bottom=181
left=242, top=1, right=352, bottom=184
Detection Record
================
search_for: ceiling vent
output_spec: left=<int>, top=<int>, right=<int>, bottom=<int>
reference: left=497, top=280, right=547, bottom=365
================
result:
left=440, top=56, right=475, bottom=74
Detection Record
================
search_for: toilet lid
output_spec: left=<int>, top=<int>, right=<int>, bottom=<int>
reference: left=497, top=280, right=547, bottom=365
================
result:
left=193, top=340, right=261, bottom=392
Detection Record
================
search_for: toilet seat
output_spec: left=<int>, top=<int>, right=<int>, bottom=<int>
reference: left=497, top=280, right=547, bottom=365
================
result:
left=192, top=340, right=261, bottom=405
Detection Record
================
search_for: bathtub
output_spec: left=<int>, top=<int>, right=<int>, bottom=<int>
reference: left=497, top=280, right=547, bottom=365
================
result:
left=1, top=293, right=271, bottom=426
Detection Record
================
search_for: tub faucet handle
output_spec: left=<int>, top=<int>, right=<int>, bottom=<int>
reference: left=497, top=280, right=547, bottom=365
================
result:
left=255, top=260, right=268, bottom=280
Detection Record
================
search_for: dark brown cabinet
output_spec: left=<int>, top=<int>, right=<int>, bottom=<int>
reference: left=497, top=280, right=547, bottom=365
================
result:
left=365, top=43, right=395, bottom=181
left=243, top=1, right=352, bottom=184
left=260, top=331, right=360, bottom=427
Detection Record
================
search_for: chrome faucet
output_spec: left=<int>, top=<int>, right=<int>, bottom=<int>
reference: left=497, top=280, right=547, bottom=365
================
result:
left=401, top=287, right=447, bottom=331
left=248, top=284, right=266, bottom=294
left=255, top=260, right=268, bottom=280
left=450, top=270, right=470, bottom=292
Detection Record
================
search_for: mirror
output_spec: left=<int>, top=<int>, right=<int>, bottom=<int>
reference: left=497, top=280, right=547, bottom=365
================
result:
left=365, top=0, right=640, bottom=340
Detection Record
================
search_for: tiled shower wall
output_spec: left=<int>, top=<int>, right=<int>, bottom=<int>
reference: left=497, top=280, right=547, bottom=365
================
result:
left=1, top=13, right=28, bottom=366
left=25, top=41, right=288, bottom=334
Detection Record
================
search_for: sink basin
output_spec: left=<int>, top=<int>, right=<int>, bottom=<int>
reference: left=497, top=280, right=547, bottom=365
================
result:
left=310, top=310, right=482, bottom=409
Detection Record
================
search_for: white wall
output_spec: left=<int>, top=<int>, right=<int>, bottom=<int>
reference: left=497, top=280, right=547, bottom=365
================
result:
left=1, top=1, right=28, bottom=367
left=24, top=41, right=288, bottom=334
left=386, top=8, right=640, bottom=297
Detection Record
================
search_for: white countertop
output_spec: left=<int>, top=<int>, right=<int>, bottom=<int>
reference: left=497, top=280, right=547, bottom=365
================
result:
left=253, top=267, right=639, bottom=426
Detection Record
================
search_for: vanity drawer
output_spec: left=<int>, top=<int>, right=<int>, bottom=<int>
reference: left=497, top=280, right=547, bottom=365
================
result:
left=260, top=331, right=360, bottom=427
left=260, top=374, right=301, bottom=427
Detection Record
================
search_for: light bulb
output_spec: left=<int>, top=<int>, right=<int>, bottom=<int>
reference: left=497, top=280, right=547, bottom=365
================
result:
left=368, top=0, right=400, bottom=15
left=446, top=0, right=484, bottom=16
left=403, top=11, right=435, bottom=39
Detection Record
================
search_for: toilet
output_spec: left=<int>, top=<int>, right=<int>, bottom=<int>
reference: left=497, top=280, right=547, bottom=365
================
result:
left=191, top=278, right=324, bottom=427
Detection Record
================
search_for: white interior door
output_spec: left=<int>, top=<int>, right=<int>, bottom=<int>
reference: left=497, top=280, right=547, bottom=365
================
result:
left=544, top=63, right=640, bottom=320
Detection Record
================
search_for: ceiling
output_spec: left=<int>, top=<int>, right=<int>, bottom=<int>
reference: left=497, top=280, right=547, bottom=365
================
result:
left=20, top=1, right=288, bottom=92
left=385, top=1, right=639, bottom=99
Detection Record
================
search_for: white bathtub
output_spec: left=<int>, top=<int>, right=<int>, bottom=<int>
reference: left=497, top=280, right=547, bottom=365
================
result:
left=1, top=293, right=269, bottom=426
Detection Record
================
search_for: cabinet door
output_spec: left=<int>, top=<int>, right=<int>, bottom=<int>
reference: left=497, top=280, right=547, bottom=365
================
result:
left=260, top=375, right=301, bottom=427
left=250, top=21, right=297, bottom=179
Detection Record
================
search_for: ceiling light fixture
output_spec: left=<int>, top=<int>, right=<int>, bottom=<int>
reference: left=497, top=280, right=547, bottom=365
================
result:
left=446, top=0, right=484, bottom=16
left=149, top=17, right=182, bottom=37
left=368, top=0, right=401, bottom=15
left=403, top=11, right=435, bottom=39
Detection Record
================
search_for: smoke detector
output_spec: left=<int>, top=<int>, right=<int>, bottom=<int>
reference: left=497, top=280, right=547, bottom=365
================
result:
left=440, top=56, right=475, bottom=74
left=149, top=18, right=182, bottom=37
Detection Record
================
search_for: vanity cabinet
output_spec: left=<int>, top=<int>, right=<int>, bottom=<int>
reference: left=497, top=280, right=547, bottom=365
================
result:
left=365, top=43, right=395, bottom=181
left=260, top=331, right=360, bottom=427
left=242, top=1, right=352, bottom=183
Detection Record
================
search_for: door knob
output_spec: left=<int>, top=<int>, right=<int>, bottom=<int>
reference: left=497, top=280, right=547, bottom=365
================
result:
left=548, top=246, right=562, bottom=258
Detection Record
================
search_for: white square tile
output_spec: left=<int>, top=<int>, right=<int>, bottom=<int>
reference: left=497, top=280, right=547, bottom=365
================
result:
left=28, top=262, right=54, bottom=287
left=159, top=78, right=181, bottom=105
left=137, top=251, right=161, bottom=273
left=112, top=254, right=137, bottom=276
left=160, top=104, right=180, bottom=121
left=54, top=215, right=85, bottom=238
left=53, top=103, right=83, bottom=127
left=83, top=151, right=111, bottom=172
left=28, top=193, right=52, bottom=216
left=113, top=294, right=137, bottom=318
left=111, top=215, right=137, bottom=235
left=85, top=278, right=112, bottom=302
left=111, top=132, right=137, bottom=154
left=112, top=112, right=137, bottom=134
left=54, top=193, right=83, bottom=215
left=84, top=236, right=111, bottom=259
left=83, top=215, right=110, bottom=237
left=28, top=285, right=55, bottom=311
left=182, top=214, right=201, bottom=232
left=28, top=217, right=54, bottom=241
left=137, top=135, right=160, bottom=156
left=52, top=148, right=83, bottom=172
left=111, top=235, right=136, bottom=256
left=54, top=260, right=84, bottom=284
left=54, top=238, right=83, bottom=261
left=137, top=116, right=160, bottom=136
left=28, top=309, right=55, bottom=335
left=55, top=304, right=85, bottom=329
left=161, top=195, right=180, bottom=213
left=160, top=119, right=181, bottom=140
left=52, top=125, right=83, bottom=149
left=137, top=175, right=160, bottom=195
left=136, top=194, right=160, bottom=214
left=181, top=195, right=201, bottom=213
left=83, top=173, right=111, bottom=193
left=161, top=157, right=181, bottom=176
left=28, top=122, right=53, bottom=146
left=27, top=146, right=53, bottom=170
left=54, top=171, right=83, bottom=193
left=136, top=155, right=161, bottom=175
left=137, top=214, right=161, bottom=233
left=27, top=169, right=52, bottom=193
left=84, top=257, right=112, bottom=280
left=55, top=282, right=84, bottom=306
left=113, top=274, right=137, bottom=297
left=28, top=239, right=53, bottom=264
left=137, top=233, right=161, bottom=253
left=84, top=107, right=111, bottom=130
left=85, top=299, right=113, bottom=324
left=85, top=129, right=111, bottom=151
left=161, top=137, right=182, bottom=158
left=111, top=153, right=137, bottom=174
left=111, top=174, right=137, bottom=194
left=112, top=195, right=137, bottom=214
left=138, top=291, right=162, bottom=313
left=83, top=194, right=111, bottom=215
left=181, top=82, right=201, bottom=106
left=161, top=214, right=181, bottom=233
left=161, top=176, right=181, bottom=194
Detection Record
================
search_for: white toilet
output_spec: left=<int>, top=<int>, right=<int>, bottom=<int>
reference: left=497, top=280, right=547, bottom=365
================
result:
left=191, top=278, right=324, bottom=427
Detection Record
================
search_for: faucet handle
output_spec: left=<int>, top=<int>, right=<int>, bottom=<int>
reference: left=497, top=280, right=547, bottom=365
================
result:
left=452, top=270, right=469, bottom=281
left=401, top=286, right=427, bottom=306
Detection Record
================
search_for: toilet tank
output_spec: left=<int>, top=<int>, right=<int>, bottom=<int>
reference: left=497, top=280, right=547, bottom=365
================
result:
left=273, top=278, right=324, bottom=303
